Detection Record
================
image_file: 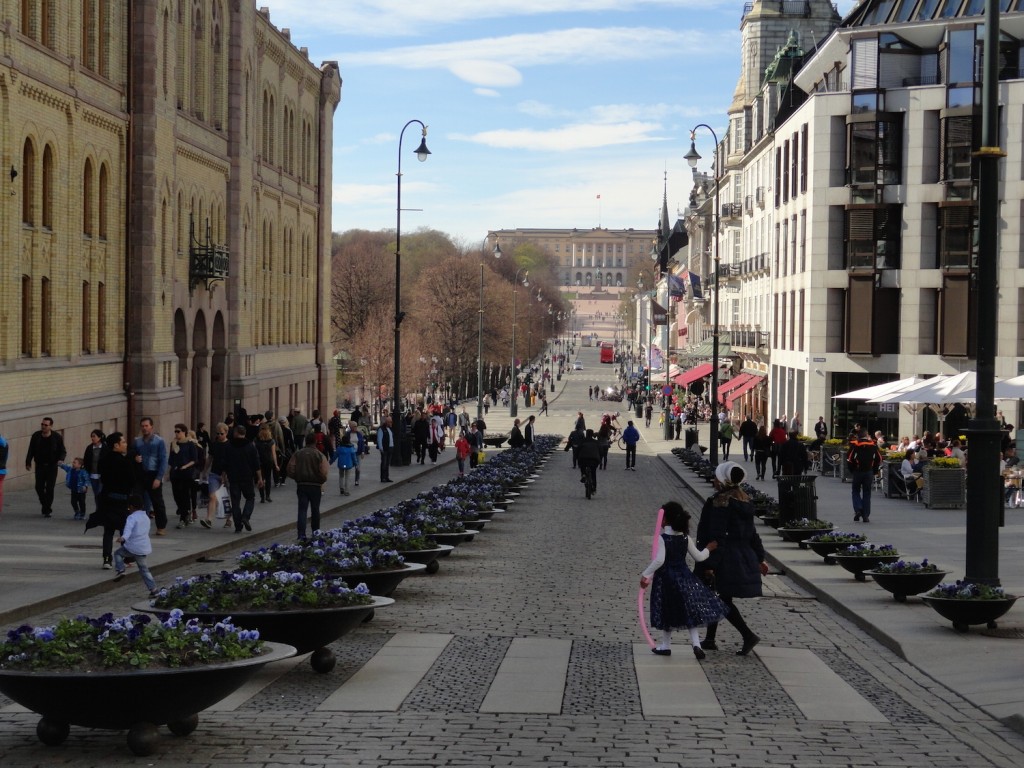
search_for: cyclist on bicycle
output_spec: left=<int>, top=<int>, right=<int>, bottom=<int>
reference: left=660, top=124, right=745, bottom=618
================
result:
left=577, top=430, right=601, bottom=497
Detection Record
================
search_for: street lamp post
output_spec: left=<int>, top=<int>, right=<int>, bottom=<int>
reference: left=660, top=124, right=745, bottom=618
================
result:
left=510, top=268, right=528, bottom=417
left=685, top=125, right=721, bottom=464
left=393, top=120, right=430, bottom=466
left=478, top=236, right=502, bottom=422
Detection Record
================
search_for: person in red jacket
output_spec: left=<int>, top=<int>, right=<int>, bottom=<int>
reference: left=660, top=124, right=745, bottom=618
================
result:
left=455, top=433, right=471, bottom=477
left=768, top=420, right=788, bottom=478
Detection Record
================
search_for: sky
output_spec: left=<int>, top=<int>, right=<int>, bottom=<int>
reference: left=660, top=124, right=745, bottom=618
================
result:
left=262, top=0, right=858, bottom=247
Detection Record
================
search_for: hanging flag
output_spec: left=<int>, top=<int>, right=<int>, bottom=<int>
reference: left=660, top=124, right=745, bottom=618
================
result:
left=666, top=273, right=687, bottom=299
left=689, top=273, right=703, bottom=300
left=651, top=301, right=668, bottom=326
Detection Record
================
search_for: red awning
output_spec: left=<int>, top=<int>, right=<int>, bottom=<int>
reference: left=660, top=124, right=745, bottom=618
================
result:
left=672, top=363, right=713, bottom=387
left=726, top=376, right=765, bottom=409
left=716, top=373, right=753, bottom=399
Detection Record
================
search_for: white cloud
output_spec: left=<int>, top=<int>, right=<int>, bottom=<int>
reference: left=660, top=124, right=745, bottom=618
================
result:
left=474, top=88, right=502, bottom=98
left=264, top=1, right=736, bottom=37
left=451, top=121, right=669, bottom=151
left=448, top=60, right=523, bottom=88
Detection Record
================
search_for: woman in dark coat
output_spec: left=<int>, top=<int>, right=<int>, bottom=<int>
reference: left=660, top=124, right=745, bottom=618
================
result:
left=694, top=461, right=769, bottom=656
left=88, top=432, right=135, bottom=570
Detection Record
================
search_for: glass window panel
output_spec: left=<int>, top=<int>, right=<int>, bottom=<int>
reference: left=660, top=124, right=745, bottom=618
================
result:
left=948, top=28, right=976, bottom=82
left=939, top=0, right=964, bottom=17
left=917, top=0, right=941, bottom=18
left=963, top=0, right=984, bottom=13
left=946, top=86, right=976, bottom=108
left=895, top=0, right=918, bottom=21
left=852, top=92, right=879, bottom=113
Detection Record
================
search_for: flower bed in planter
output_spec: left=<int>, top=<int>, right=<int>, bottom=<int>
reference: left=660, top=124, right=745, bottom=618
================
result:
left=921, top=581, right=1018, bottom=631
left=865, top=559, right=949, bottom=602
left=804, top=531, right=868, bottom=563
left=831, top=544, right=901, bottom=581
left=0, top=611, right=295, bottom=755
left=776, top=518, right=833, bottom=544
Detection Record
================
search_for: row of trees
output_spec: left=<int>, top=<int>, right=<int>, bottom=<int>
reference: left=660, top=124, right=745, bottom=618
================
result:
left=330, top=229, right=571, bottom=406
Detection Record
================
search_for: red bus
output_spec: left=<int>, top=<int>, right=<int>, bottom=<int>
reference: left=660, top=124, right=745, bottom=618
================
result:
left=600, top=344, right=614, bottom=364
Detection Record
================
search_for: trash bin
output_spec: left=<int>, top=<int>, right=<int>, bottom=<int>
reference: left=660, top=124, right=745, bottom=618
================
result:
left=663, top=411, right=674, bottom=440
left=634, top=401, right=643, bottom=418
left=776, top=475, right=818, bottom=524
left=685, top=427, right=699, bottom=450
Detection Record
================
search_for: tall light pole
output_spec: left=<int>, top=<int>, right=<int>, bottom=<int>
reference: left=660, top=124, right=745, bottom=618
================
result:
left=964, top=0, right=1003, bottom=586
left=685, top=124, right=721, bottom=464
left=478, top=236, right=502, bottom=421
left=393, top=120, right=430, bottom=466
left=510, top=267, right=529, bottom=417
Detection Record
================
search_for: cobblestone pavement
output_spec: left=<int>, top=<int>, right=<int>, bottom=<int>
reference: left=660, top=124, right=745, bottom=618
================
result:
left=2, top=371, right=1024, bottom=765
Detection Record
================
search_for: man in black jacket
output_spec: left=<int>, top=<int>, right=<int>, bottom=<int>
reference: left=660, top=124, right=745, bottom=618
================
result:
left=777, top=431, right=809, bottom=475
left=739, top=415, right=758, bottom=462
left=577, top=430, right=602, bottom=495
left=223, top=425, right=263, bottom=532
left=25, top=416, right=67, bottom=517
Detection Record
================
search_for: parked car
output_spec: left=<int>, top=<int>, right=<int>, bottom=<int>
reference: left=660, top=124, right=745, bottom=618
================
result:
left=572, top=361, right=583, bottom=370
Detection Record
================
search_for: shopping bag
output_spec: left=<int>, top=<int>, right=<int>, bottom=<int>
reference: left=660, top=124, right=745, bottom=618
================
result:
left=214, top=486, right=231, bottom=519
left=476, top=451, right=486, bottom=464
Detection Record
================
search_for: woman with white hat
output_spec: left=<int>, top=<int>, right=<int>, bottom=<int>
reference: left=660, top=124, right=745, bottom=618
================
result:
left=693, top=461, right=769, bottom=656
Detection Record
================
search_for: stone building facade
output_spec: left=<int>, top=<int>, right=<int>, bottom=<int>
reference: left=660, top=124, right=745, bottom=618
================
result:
left=1, top=1, right=339, bottom=489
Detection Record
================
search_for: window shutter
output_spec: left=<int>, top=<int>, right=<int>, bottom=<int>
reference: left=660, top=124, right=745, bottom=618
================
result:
left=852, top=38, right=880, bottom=89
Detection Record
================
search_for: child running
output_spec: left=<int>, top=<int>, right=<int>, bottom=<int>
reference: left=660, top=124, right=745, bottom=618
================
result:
left=112, top=493, right=160, bottom=597
left=640, top=501, right=727, bottom=659
left=58, top=458, right=91, bottom=520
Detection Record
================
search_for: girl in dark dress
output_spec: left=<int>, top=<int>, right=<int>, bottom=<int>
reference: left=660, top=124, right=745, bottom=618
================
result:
left=694, top=461, right=769, bottom=656
left=641, top=502, right=726, bottom=659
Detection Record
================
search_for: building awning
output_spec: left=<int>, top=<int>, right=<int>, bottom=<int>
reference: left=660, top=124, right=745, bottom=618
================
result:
left=725, top=375, right=765, bottom=409
left=682, top=337, right=732, bottom=359
left=716, top=373, right=754, bottom=399
left=673, top=363, right=713, bottom=387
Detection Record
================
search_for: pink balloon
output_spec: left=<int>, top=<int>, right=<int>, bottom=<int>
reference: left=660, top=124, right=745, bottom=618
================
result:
left=638, top=507, right=665, bottom=648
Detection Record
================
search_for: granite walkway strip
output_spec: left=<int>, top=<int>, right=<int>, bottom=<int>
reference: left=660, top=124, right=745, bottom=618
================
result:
left=479, top=637, right=572, bottom=714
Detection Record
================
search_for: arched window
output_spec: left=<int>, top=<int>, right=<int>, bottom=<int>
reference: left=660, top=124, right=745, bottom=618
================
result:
left=176, top=1, right=186, bottom=109
left=575, top=271, right=582, bottom=285
left=82, top=281, right=91, bottom=353
left=262, top=91, right=269, bottom=158
left=268, top=94, right=276, bottom=164
left=41, top=144, right=54, bottom=230
left=83, top=158, right=94, bottom=236
left=41, top=0, right=54, bottom=49
left=585, top=273, right=593, bottom=286
left=21, top=138, right=35, bottom=226
left=210, top=1, right=224, bottom=128
left=98, top=162, right=108, bottom=238
left=282, top=104, right=290, bottom=173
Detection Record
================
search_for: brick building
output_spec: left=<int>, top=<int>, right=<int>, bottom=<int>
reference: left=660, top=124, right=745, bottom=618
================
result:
left=1, top=2, right=338, bottom=489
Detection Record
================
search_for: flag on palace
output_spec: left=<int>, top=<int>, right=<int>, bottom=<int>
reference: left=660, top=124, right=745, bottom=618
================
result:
left=689, top=273, right=703, bottom=300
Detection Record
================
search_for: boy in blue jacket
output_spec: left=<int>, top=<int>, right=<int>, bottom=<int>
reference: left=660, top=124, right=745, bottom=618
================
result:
left=59, top=458, right=91, bottom=520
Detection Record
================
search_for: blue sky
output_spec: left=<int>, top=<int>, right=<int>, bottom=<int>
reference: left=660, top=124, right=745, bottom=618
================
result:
left=264, top=0, right=856, bottom=246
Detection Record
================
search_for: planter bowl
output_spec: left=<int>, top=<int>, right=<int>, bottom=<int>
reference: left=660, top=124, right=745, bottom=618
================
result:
left=0, top=641, right=295, bottom=755
left=777, top=526, right=833, bottom=544
left=397, top=544, right=454, bottom=574
left=920, top=594, right=1018, bottom=632
left=807, top=538, right=867, bottom=563
left=334, top=562, right=427, bottom=596
left=427, top=529, right=479, bottom=546
left=865, top=570, right=951, bottom=602
left=831, top=553, right=901, bottom=582
left=135, top=597, right=393, bottom=674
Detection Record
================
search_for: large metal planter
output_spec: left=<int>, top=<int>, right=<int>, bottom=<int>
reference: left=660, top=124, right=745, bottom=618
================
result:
left=0, top=641, right=296, bottom=755
left=333, top=562, right=427, bottom=596
left=865, top=569, right=950, bottom=602
left=920, top=595, right=1017, bottom=632
left=922, top=466, right=966, bottom=509
left=136, top=597, right=393, bottom=674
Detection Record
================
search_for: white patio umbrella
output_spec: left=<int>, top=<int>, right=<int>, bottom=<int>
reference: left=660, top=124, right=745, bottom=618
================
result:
left=832, top=376, right=922, bottom=400
left=951, top=374, right=1024, bottom=401
left=868, top=372, right=983, bottom=405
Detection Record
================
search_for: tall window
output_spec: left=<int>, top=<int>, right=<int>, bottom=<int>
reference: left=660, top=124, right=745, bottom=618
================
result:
left=847, top=118, right=902, bottom=186
left=938, top=204, right=977, bottom=269
left=41, top=276, right=52, bottom=356
left=940, top=115, right=977, bottom=182
left=22, top=138, right=35, bottom=226
left=82, top=282, right=92, bottom=353
left=42, top=144, right=54, bottom=230
left=845, top=205, right=902, bottom=270
left=83, top=159, right=94, bottom=236
left=97, top=281, right=106, bottom=352
left=41, top=0, right=53, bottom=49
left=21, top=1, right=34, bottom=39
left=98, top=163, right=109, bottom=238
left=21, top=275, right=32, bottom=356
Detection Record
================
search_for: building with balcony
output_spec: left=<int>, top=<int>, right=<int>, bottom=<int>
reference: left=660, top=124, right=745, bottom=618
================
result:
left=1, top=2, right=339, bottom=489
left=684, top=0, right=1024, bottom=438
